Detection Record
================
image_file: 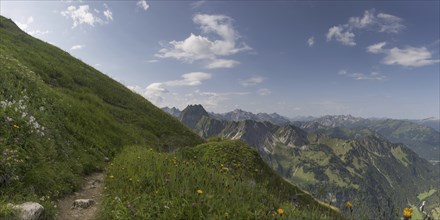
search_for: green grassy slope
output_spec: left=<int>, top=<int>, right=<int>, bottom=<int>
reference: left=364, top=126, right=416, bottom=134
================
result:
left=0, top=16, right=342, bottom=219
left=101, top=140, right=342, bottom=219
left=0, top=15, right=202, bottom=217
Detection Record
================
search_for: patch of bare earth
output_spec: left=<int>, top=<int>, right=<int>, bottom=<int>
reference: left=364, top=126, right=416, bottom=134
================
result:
left=56, top=172, right=104, bottom=220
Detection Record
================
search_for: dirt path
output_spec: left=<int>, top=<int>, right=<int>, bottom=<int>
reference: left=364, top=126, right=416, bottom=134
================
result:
left=56, top=172, right=105, bottom=220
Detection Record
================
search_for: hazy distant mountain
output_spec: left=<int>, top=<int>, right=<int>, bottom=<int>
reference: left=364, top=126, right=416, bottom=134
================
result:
left=165, top=106, right=439, bottom=162
left=175, top=104, right=439, bottom=219
left=161, top=106, right=181, bottom=117
left=410, top=118, right=440, bottom=131
left=298, top=116, right=440, bottom=162
left=210, top=108, right=291, bottom=125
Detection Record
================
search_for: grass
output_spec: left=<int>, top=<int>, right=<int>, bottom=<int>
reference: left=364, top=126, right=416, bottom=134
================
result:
left=0, top=15, right=202, bottom=218
left=100, top=140, right=343, bottom=219
left=417, top=189, right=436, bottom=201
left=390, top=146, right=409, bottom=167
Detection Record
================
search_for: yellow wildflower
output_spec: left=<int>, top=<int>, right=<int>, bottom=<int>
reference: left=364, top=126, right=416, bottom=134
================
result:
left=403, top=207, right=412, bottom=218
left=109, top=175, right=114, bottom=179
left=345, top=201, right=352, bottom=208
left=13, top=124, right=19, bottom=129
left=277, top=208, right=284, bottom=215
left=196, top=189, right=203, bottom=194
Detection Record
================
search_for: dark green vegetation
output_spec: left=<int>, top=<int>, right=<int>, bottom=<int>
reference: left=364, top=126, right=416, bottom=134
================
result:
left=101, top=141, right=341, bottom=219
left=175, top=105, right=439, bottom=220
left=0, top=16, right=341, bottom=219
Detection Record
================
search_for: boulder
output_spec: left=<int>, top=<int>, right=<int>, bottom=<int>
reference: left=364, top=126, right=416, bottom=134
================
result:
left=72, top=199, right=95, bottom=209
left=8, top=202, right=44, bottom=220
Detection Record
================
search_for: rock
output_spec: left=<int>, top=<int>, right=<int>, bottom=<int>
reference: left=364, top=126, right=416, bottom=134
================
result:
left=8, top=202, right=44, bottom=220
left=73, top=199, right=95, bottom=209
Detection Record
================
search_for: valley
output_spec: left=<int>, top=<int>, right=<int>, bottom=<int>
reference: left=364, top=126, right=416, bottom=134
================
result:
left=164, top=104, right=440, bottom=219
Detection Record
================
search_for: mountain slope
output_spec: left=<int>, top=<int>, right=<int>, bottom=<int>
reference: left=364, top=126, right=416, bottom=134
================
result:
left=175, top=105, right=439, bottom=219
left=101, top=141, right=342, bottom=219
left=0, top=15, right=203, bottom=216
left=211, top=108, right=291, bottom=125
left=0, top=16, right=341, bottom=219
left=298, top=116, right=440, bottom=162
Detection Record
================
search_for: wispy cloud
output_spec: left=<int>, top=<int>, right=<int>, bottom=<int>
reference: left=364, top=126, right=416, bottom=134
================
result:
left=257, top=88, right=272, bottom=96
left=367, top=42, right=440, bottom=67
left=205, top=59, right=239, bottom=69
left=70, top=44, right=85, bottom=50
left=146, top=59, right=159, bottom=63
left=61, top=5, right=101, bottom=28
left=103, top=4, right=113, bottom=21
left=240, top=76, right=265, bottom=86
left=191, top=1, right=206, bottom=9
left=307, top=36, right=315, bottom=47
left=327, top=26, right=355, bottom=46
left=186, top=90, right=250, bottom=108
left=61, top=4, right=113, bottom=28
left=165, top=72, right=212, bottom=86
left=338, top=69, right=387, bottom=81
left=128, top=72, right=212, bottom=105
left=137, top=0, right=149, bottom=11
left=327, top=9, right=405, bottom=46
left=155, top=14, right=251, bottom=69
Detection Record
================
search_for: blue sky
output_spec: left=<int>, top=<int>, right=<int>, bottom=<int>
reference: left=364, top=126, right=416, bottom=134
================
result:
left=1, top=1, right=439, bottom=119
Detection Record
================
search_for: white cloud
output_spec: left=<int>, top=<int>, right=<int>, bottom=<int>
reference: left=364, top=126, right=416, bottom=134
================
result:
left=307, top=36, right=315, bottom=47
left=129, top=72, right=211, bottom=104
left=376, top=13, right=405, bottom=33
left=191, top=1, right=206, bottom=9
left=205, top=59, right=239, bottom=69
left=70, top=44, right=85, bottom=50
left=144, top=83, right=168, bottom=104
left=367, top=41, right=387, bottom=53
left=257, top=88, right=272, bottom=96
left=102, top=3, right=113, bottom=21
left=155, top=14, right=250, bottom=69
left=326, top=26, right=356, bottom=46
left=137, top=0, right=149, bottom=11
left=367, top=42, right=440, bottom=67
left=338, top=69, right=386, bottom=81
left=61, top=5, right=112, bottom=28
left=182, top=90, right=249, bottom=108
left=240, top=76, right=265, bottom=86
left=165, top=72, right=212, bottom=86
left=103, top=9, right=113, bottom=21
left=16, top=16, right=34, bottom=30
left=348, top=10, right=375, bottom=29
left=147, top=59, right=159, bottom=63
left=327, top=9, right=404, bottom=46
left=15, top=16, right=50, bottom=36
left=27, top=30, right=50, bottom=36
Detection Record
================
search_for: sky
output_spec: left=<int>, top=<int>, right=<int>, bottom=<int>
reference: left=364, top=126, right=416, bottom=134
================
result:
left=1, top=0, right=439, bottom=119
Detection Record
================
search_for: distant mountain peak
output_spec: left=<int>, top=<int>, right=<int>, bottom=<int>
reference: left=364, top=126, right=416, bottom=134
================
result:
left=178, top=104, right=209, bottom=129
left=162, top=106, right=181, bottom=117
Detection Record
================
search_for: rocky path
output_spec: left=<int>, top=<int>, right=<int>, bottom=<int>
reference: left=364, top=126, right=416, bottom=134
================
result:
left=56, top=172, right=105, bottom=220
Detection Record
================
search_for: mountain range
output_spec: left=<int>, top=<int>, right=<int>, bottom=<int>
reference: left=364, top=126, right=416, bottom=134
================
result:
left=164, top=104, right=440, bottom=219
left=0, top=16, right=342, bottom=219
left=163, top=107, right=440, bottom=163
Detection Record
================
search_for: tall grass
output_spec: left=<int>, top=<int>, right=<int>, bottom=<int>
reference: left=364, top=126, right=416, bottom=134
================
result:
left=101, top=141, right=342, bottom=219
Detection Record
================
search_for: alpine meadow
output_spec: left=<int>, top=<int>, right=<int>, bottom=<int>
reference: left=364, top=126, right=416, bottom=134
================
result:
left=1, top=1, right=439, bottom=220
